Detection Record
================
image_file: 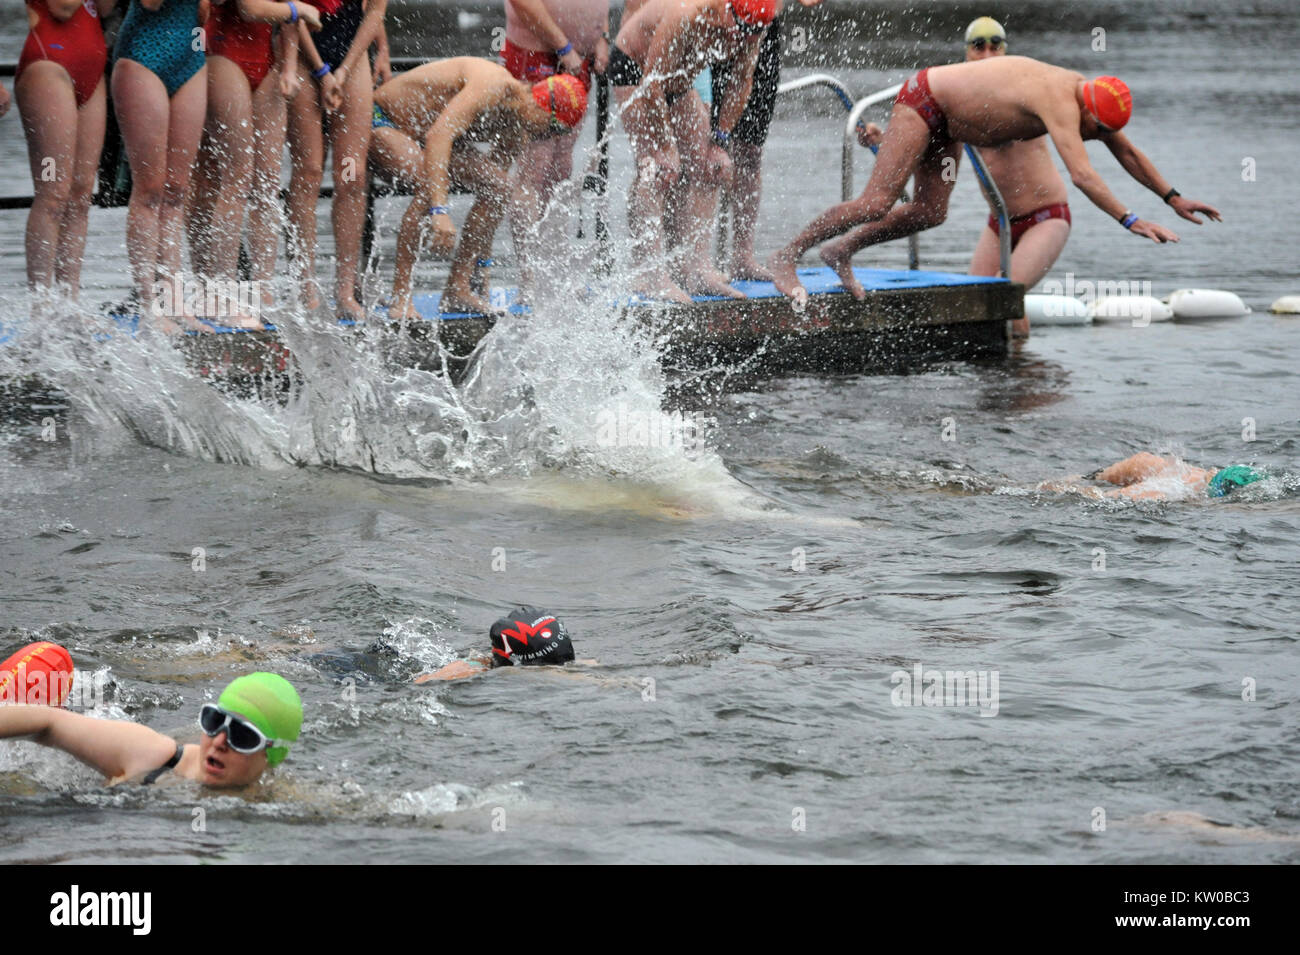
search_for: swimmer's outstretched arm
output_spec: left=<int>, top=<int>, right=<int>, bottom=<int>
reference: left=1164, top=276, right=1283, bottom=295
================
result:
left=1101, top=132, right=1222, bottom=225
left=414, top=658, right=490, bottom=682
left=0, top=706, right=177, bottom=781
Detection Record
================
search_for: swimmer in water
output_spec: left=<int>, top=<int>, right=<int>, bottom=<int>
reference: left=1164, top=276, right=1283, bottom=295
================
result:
left=769, top=54, right=1223, bottom=305
left=1041, top=452, right=1267, bottom=501
left=0, top=672, right=302, bottom=788
left=414, top=607, right=587, bottom=681
left=368, top=58, right=587, bottom=319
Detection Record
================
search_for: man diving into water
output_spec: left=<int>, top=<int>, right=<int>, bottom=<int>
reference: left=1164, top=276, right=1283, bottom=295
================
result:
left=769, top=55, right=1222, bottom=305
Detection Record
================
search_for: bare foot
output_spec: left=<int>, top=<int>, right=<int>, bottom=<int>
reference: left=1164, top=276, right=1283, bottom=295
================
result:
left=766, top=251, right=808, bottom=307
left=439, top=289, right=498, bottom=317
left=819, top=242, right=865, bottom=300
left=633, top=271, right=693, bottom=305
left=1011, top=316, right=1030, bottom=339
left=224, top=310, right=267, bottom=332
left=729, top=258, right=774, bottom=283
left=149, top=310, right=213, bottom=335
left=336, top=297, right=367, bottom=323
left=681, top=268, right=745, bottom=300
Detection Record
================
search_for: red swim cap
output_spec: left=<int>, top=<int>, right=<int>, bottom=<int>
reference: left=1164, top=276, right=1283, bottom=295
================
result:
left=531, top=74, right=589, bottom=130
left=731, top=0, right=778, bottom=28
left=1082, top=76, right=1132, bottom=131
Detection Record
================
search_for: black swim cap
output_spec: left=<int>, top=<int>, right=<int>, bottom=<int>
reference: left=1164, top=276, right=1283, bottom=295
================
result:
left=490, top=608, right=575, bottom=667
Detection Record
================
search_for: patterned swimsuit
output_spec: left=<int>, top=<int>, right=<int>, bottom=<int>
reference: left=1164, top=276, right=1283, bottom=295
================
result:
left=114, top=0, right=205, bottom=98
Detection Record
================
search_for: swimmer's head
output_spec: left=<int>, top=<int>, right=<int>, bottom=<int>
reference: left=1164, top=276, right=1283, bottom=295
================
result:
left=964, top=16, right=1006, bottom=58
left=489, top=608, right=575, bottom=668
left=1081, top=76, right=1132, bottom=133
left=530, top=74, right=588, bottom=134
left=1208, top=465, right=1266, bottom=498
left=730, top=0, right=778, bottom=34
left=200, top=673, right=302, bottom=787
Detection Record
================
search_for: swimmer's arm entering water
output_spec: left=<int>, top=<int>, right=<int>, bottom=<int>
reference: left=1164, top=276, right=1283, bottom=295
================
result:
left=414, top=656, right=492, bottom=682
left=0, top=706, right=178, bottom=781
left=414, top=657, right=599, bottom=682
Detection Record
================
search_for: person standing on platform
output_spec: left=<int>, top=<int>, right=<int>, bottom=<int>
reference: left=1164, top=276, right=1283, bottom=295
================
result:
left=11, top=0, right=117, bottom=306
left=499, top=0, right=608, bottom=301
left=708, top=0, right=822, bottom=284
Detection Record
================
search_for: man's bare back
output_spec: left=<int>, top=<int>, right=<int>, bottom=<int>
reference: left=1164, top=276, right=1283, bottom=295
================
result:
left=925, top=56, right=1085, bottom=147
left=374, top=57, right=528, bottom=145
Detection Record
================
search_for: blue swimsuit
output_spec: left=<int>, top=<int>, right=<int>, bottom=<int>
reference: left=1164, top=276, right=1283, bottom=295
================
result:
left=114, top=0, right=205, bottom=98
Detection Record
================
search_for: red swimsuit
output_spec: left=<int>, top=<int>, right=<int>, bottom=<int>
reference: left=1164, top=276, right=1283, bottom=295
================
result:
left=206, top=1, right=275, bottom=91
left=15, top=0, right=108, bottom=108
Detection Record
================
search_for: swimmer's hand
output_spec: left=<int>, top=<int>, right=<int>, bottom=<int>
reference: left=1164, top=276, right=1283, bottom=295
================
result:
left=198, top=0, right=210, bottom=27
left=373, top=47, right=392, bottom=86
left=1130, top=219, right=1179, bottom=244
left=558, top=47, right=585, bottom=77
left=426, top=213, right=458, bottom=258
left=593, top=34, right=610, bottom=76
left=703, top=143, right=734, bottom=187
left=280, top=60, right=303, bottom=101
left=0, top=84, right=10, bottom=119
left=297, top=3, right=323, bottom=32
left=322, top=70, right=345, bottom=112
left=856, top=121, right=883, bottom=150
left=1169, top=195, right=1222, bottom=225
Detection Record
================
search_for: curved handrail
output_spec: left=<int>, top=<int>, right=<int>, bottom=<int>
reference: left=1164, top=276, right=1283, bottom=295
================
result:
left=963, top=144, right=1012, bottom=279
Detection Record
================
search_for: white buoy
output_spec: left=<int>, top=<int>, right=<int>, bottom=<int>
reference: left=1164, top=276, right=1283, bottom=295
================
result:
left=1269, top=295, right=1300, bottom=315
left=1167, top=288, right=1251, bottom=320
left=1025, top=294, right=1091, bottom=326
left=1088, top=296, right=1174, bottom=324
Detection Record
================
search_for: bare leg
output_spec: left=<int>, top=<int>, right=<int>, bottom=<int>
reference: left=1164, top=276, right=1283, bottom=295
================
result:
left=15, top=61, right=78, bottom=294
left=817, top=144, right=960, bottom=300
left=287, top=67, right=325, bottom=311
left=669, top=93, right=743, bottom=300
left=768, top=104, right=933, bottom=303
left=1005, top=219, right=1071, bottom=338
left=247, top=65, right=289, bottom=307
left=509, top=128, right=579, bottom=299
left=326, top=63, right=373, bottom=320
left=112, top=61, right=179, bottom=328
left=725, top=140, right=771, bottom=281
left=441, top=154, right=508, bottom=316
left=157, top=69, right=208, bottom=305
left=58, top=79, right=107, bottom=296
left=618, top=88, right=691, bottom=304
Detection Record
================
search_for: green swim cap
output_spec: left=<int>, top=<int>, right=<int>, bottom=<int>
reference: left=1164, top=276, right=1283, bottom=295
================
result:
left=1208, top=465, right=1265, bottom=498
left=218, top=673, right=302, bottom=767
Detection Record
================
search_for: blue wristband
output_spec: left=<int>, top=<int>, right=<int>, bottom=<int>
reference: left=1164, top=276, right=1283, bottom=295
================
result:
left=287, top=1, right=298, bottom=23
left=475, top=258, right=494, bottom=267
left=1120, top=211, right=1138, bottom=230
left=556, top=42, right=573, bottom=57
left=712, top=128, right=730, bottom=147
left=426, top=205, right=450, bottom=216
left=313, top=63, right=331, bottom=79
